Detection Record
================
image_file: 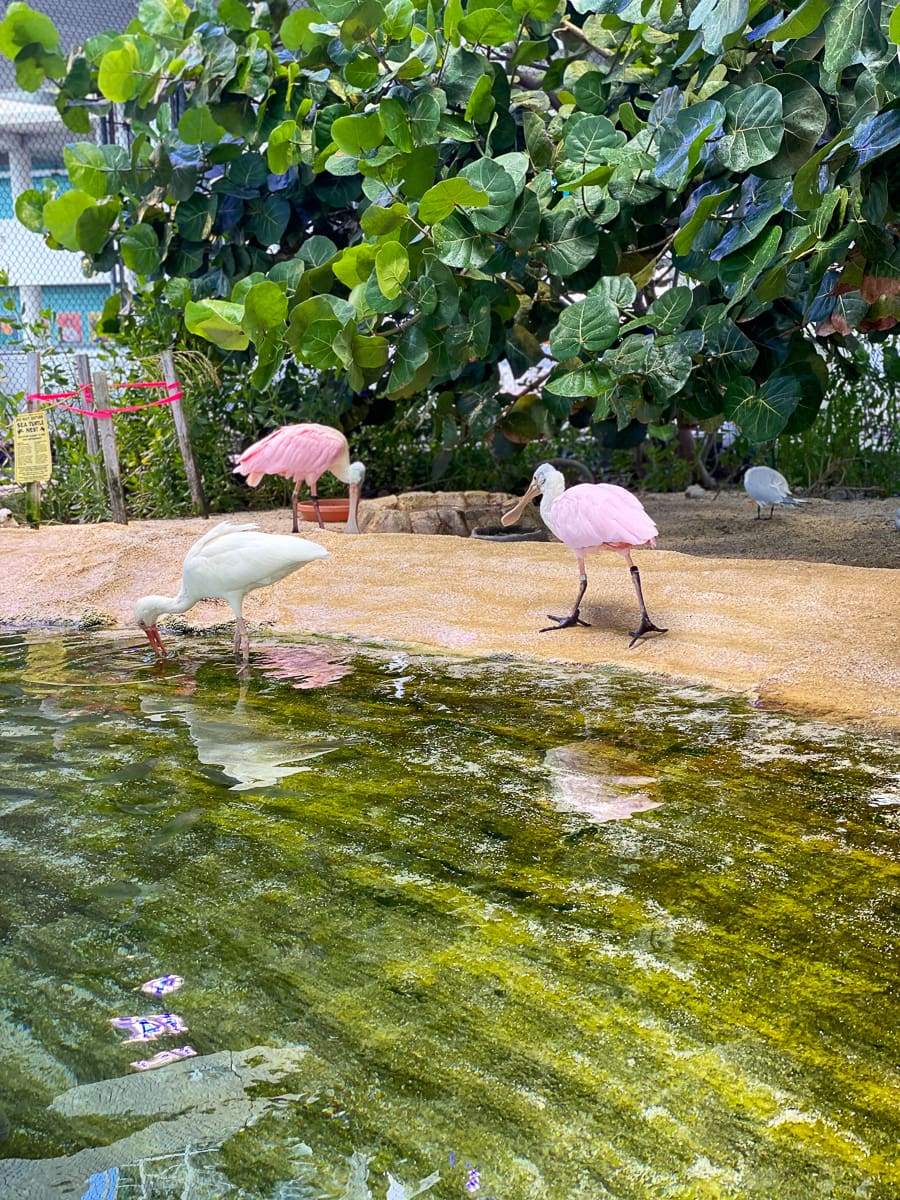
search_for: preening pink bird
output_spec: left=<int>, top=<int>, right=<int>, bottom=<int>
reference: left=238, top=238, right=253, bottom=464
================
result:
left=232, top=423, right=365, bottom=534
left=134, top=521, right=329, bottom=664
left=502, top=463, right=667, bottom=647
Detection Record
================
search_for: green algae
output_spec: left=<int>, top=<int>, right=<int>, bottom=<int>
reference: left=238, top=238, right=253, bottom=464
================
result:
left=0, top=629, right=898, bottom=1199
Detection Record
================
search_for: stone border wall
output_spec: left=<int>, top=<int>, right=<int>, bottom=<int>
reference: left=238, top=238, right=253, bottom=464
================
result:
left=359, top=490, right=544, bottom=536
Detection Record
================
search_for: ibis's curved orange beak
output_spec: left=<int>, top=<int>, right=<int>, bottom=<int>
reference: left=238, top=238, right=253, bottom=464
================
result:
left=501, top=480, right=541, bottom=527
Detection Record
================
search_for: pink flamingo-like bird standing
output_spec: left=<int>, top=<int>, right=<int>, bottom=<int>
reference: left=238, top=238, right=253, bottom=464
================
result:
left=502, top=463, right=667, bottom=647
left=233, top=423, right=365, bottom=534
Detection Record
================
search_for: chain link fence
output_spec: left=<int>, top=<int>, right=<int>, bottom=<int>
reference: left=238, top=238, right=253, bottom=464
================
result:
left=0, top=2, right=138, bottom=416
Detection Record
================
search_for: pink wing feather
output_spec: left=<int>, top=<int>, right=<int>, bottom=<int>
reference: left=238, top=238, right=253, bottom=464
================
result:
left=234, top=424, right=349, bottom=488
left=551, top=484, right=658, bottom=551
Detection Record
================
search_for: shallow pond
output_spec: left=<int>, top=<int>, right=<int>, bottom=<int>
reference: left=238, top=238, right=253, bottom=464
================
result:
left=0, top=628, right=899, bottom=1200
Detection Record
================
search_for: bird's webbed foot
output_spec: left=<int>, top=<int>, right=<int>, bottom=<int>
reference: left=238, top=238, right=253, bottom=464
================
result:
left=628, top=614, right=668, bottom=648
left=541, top=612, right=591, bottom=632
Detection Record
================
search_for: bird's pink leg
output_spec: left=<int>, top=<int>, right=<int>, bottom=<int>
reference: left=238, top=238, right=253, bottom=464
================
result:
left=623, top=551, right=667, bottom=648
left=232, top=614, right=251, bottom=665
left=541, top=555, right=591, bottom=631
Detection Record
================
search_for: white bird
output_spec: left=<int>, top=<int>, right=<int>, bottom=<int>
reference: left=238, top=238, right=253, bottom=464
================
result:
left=743, top=466, right=807, bottom=519
left=133, top=522, right=329, bottom=662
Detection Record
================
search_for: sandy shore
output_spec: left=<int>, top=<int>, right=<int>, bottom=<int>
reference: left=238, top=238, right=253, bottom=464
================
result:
left=2, top=510, right=898, bottom=734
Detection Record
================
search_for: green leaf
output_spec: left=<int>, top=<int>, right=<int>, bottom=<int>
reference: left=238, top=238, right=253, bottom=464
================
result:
left=655, top=101, right=726, bottom=190
left=543, top=365, right=611, bottom=398
left=891, top=0, right=900, bottom=43
left=549, top=296, right=620, bottom=358
left=333, top=244, right=378, bottom=288
left=63, top=142, right=127, bottom=199
left=718, top=226, right=782, bottom=301
left=243, top=281, right=288, bottom=343
left=0, top=2, right=59, bottom=57
left=690, top=0, right=751, bottom=53
left=643, top=286, right=693, bottom=333
left=179, top=105, right=227, bottom=146
left=563, top=115, right=626, bottom=164
left=185, top=299, right=250, bottom=350
left=458, top=159, right=517, bottom=232
left=506, top=189, right=541, bottom=250
left=297, top=235, right=338, bottom=267
left=43, top=189, right=96, bottom=251
left=431, top=212, right=494, bottom=268
left=573, top=71, right=608, bottom=115
left=589, top=276, right=638, bottom=308
left=97, top=43, right=140, bottom=103
left=756, top=75, right=828, bottom=178
left=302, top=319, right=343, bottom=369
left=850, top=110, right=900, bottom=167
left=119, top=224, right=159, bottom=275
left=244, top=195, right=291, bottom=247
left=331, top=111, right=384, bottom=155
left=464, top=73, right=496, bottom=124
left=375, top=242, right=410, bottom=299
left=408, top=90, right=442, bottom=145
left=716, top=85, right=784, bottom=172
left=388, top=325, right=429, bottom=391
left=380, top=97, right=414, bottom=151
left=540, top=211, right=600, bottom=276
left=418, top=178, right=490, bottom=224
left=458, top=9, right=518, bottom=44
left=823, top=0, right=886, bottom=75
left=674, top=185, right=733, bottom=255
left=724, top=374, right=801, bottom=442
left=762, top=0, right=829, bottom=40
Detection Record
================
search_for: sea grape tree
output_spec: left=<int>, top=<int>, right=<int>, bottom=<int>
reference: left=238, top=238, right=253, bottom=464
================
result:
left=2, top=0, right=900, bottom=449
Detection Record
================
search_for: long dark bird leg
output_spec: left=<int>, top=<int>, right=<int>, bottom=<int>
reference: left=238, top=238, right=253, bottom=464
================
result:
left=542, top=562, right=591, bottom=631
left=310, top=486, right=325, bottom=529
left=290, top=482, right=301, bottom=533
left=625, top=553, right=667, bottom=647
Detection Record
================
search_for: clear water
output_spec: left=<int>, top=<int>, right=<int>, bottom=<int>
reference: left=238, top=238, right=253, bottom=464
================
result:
left=1, top=628, right=899, bottom=1200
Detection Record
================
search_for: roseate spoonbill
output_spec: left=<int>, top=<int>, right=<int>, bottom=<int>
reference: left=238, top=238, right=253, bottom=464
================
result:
left=133, top=521, right=328, bottom=663
left=501, top=463, right=667, bottom=647
left=743, top=465, right=808, bottom=519
left=232, top=423, right=365, bottom=534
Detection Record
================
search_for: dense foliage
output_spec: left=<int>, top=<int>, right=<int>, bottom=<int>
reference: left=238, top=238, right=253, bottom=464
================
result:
left=2, top=0, right=900, bottom=462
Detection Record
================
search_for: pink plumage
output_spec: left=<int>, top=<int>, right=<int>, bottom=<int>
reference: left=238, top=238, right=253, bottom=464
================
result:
left=234, top=423, right=351, bottom=490
left=232, top=423, right=365, bottom=534
left=550, top=483, right=658, bottom=554
left=501, top=463, right=666, bottom=646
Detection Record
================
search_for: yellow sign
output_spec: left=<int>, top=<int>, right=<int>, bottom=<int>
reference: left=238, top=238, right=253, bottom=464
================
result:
left=13, top=410, right=53, bottom=484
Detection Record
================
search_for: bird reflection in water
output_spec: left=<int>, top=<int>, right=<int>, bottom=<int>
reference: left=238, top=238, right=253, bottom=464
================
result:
left=253, top=643, right=352, bottom=690
left=141, top=685, right=350, bottom=791
left=544, top=742, right=662, bottom=823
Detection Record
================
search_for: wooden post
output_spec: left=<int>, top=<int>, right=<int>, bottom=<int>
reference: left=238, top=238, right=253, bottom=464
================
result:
left=24, top=352, right=41, bottom=528
left=161, top=350, right=207, bottom=517
left=91, top=370, right=128, bottom=524
left=75, top=354, right=104, bottom=495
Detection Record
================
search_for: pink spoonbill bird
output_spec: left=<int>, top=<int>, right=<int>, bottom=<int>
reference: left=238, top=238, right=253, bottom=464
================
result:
left=502, top=463, right=667, bottom=647
left=232, top=423, right=365, bottom=534
left=134, top=521, right=329, bottom=664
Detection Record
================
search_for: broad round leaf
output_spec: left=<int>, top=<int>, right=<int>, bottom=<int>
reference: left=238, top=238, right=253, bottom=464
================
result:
left=375, top=242, right=410, bottom=299
left=458, top=159, right=517, bottom=232
left=716, top=85, right=784, bottom=172
left=549, top=297, right=620, bottom=358
left=540, top=212, right=600, bottom=276
left=119, top=224, right=159, bottom=274
left=43, top=189, right=96, bottom=251
left=185, top=299, right=250, bottom=350
left=418, top=179, right=489, bottom=225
